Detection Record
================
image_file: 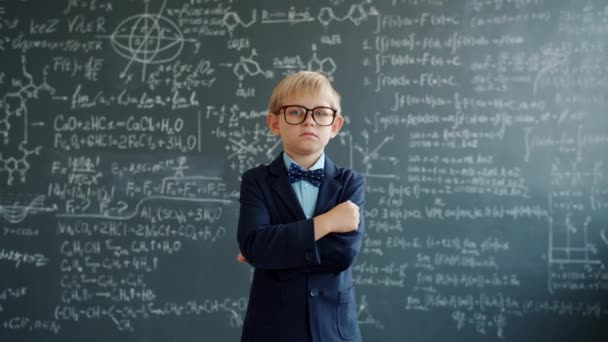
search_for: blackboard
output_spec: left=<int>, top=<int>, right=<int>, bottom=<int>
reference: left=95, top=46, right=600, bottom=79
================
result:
left=1, top=0, right=607, bottom=341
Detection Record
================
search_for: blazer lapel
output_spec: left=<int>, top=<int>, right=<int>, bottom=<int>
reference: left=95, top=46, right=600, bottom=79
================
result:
left=314, top=156, right=342, bottom=216
left=268, top=153, right=306, bottom=219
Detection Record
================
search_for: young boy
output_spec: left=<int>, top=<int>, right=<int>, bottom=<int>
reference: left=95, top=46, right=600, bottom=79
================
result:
left=236, top=71, right=366, bottom=342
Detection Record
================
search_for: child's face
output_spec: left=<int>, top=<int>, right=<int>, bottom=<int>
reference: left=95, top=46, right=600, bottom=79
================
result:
left=267, top=90, right=343, bottom=159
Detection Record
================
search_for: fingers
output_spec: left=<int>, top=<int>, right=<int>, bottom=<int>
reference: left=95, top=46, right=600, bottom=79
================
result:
left=318, top=200, right=361, bottom=234
left=339, top=200, right=360, bottom=231
left=237, top=252, right=247, bottom=263
left=347, top=200, right=360, bottom=228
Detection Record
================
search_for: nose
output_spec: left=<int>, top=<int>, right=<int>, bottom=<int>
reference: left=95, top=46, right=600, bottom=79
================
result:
left=302, top=110, right=316, bottom=125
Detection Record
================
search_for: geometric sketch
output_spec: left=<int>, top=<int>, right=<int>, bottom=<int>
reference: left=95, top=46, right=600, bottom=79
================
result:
left=101, top=0, right=197, bottom=80
left=532, top=47, right=568, bottom=96
left=357, top=295, right=384, bottom=329
left=0, top=195, right=57, bottom=223
left=549, top=214, right=602, bottom=265
left=354, top=128, right=398, bottom=180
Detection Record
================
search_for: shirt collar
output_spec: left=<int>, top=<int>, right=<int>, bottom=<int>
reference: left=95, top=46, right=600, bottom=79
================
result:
left=283, top=152, right=325, bottom=171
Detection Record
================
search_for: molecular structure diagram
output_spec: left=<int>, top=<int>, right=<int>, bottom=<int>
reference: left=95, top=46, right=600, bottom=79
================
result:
left=317, top=2, right=377, bottom=28
left=230, top=44, right=336, bottom=83
left=308, top=44, right=337, bottom=78
left=231, top=49, right=274, bottom=82
left=0, top=55, right=52, bottom=185
left=0, top=142, right=42, bottom=185
left=223, top=9, right=257, bottom=37
left=221, top=1, right=376, bottom=35
left=0, top=55, right=53, bottom=144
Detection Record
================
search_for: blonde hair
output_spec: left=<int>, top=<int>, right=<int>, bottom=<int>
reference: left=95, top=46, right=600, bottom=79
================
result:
left=268, top=71, right=341, bottom=114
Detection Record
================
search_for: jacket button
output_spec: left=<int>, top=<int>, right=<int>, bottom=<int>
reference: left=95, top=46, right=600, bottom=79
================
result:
left=310, top=288, right=319, bottom=297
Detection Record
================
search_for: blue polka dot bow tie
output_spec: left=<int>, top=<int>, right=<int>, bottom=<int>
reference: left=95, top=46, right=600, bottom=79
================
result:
left=288, top=163, right=324, bottom=187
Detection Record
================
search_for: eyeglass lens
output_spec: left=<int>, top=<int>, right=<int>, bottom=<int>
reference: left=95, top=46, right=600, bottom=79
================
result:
left=282, top=106, right=335, bottom=126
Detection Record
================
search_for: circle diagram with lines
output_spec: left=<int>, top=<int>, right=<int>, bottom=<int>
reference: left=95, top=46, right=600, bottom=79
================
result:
left=109, top=13, right=186, bottom=73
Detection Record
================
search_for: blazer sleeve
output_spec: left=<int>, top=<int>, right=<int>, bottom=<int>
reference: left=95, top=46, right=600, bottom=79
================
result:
left=237, top=169, right=319, bottom=270
left=308, top=172, right=366, bottom=273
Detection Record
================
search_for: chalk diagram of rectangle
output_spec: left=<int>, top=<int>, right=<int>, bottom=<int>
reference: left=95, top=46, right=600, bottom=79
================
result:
left=548, top=214, right=601, bottom=265
left=98, top=0, right=198, bottom=81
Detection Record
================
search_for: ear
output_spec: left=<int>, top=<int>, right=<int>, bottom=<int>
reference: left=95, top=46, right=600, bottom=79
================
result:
left=329, top=114, right=344, bottom=139
left=267, top=112, right=280, bottom=136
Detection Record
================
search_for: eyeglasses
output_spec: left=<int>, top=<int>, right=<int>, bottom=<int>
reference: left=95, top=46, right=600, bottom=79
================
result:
left=279, top=105, right=337, bottom=126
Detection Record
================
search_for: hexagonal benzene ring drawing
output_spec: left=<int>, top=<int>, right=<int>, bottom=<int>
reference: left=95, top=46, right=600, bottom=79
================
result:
left=0, top=142, right=41, bottom=186
left=102, top=0, right=197, bottom=81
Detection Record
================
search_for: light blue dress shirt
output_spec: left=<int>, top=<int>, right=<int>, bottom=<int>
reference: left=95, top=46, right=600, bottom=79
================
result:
left=283, top=152, right=324, bottom=219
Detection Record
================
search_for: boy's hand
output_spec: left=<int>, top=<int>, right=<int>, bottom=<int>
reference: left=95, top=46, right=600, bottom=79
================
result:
left=237, top=251, right=248, bottom=263
left=314, top=200, right=359, bottom=239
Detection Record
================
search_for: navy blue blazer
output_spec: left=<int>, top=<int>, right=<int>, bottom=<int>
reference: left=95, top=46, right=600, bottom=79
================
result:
left=237, top=153, right=366, bottom=342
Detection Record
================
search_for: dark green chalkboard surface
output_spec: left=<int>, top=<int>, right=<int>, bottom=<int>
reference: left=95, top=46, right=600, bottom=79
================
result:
left=1, top=0, right=607, bottom=341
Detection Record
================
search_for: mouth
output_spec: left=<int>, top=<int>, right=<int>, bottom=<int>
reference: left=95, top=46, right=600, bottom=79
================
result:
left=300, top=132, right=318, bottom=138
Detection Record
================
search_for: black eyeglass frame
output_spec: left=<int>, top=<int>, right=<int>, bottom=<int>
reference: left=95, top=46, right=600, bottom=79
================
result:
left=279, top=105, right=338, bottom=126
